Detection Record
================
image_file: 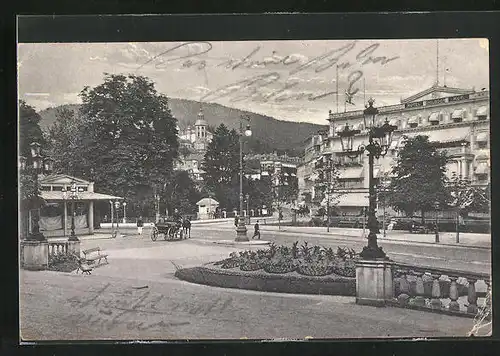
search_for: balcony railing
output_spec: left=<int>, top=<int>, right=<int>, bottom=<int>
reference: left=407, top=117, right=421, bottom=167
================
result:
left=390, top=262, right=491, bottom=320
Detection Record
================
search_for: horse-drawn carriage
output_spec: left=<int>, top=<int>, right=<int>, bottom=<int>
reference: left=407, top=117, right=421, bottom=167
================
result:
left=151, top=218, right=185, bottom=241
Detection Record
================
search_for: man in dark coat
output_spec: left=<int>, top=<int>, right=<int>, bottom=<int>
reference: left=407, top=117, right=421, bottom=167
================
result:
left=252, top=220, right=261, bottom=240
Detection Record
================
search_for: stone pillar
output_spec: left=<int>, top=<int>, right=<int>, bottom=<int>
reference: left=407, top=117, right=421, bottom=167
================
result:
left=356, top=259, right=394, bottom=307
left=21, top=240, right=49, bottom=270
left=88, top=201, right=94, bottom=235
left=67, top=240, right=81, bottom=257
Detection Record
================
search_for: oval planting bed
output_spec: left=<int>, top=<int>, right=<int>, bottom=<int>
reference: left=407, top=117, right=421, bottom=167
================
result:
left=174, top=243, right=357, bottom=296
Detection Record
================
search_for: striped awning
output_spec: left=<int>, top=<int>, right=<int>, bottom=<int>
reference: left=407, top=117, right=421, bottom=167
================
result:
left=339, top=166, right=364, bottom=179
left=428, top=112, right=440, bottom=122
left=408, top=116, right=419, bottom=124
left=476, top=132, right=488, bottom=142
left=476, top=106, right=488, bottom=117
left=389, top=119, right=399, bottom=126
left=474, top=162, right=489, bottom=175
left=452, top=109, right=466, bottom=119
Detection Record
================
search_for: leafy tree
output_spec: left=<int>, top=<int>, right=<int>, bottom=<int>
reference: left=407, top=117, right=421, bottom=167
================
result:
left=19, top=100, right=46, bottom=158
left=75, top=73, right=179, bottom=208
left=47, top=107, right=89, bottom=176
left=312, top=156, right=344, bottom=218
left=163, top=171, right=202, bottom=215
left=202, top=124, right=241, bottom=210
left=387, top=135, right=450, bottom=224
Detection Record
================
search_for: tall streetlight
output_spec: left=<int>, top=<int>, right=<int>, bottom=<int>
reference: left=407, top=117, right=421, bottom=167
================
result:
left=61, top=182, right=83, bottom=241
left=338, top=98, right=396, bottom=259
left=235, top=115, right=252, bottom=241
left=122, top=201, right=127, bottom=223
left=19, top=142, right=54, bottom=241
left=245, top=193, right=250, bottom=223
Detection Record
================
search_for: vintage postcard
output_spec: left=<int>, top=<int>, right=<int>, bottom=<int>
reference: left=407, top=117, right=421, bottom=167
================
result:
left=18, top=26, right=491, bottom=340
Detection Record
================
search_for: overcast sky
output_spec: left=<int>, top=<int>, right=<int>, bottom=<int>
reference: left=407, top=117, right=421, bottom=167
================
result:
left=18, top=39, right=489, bottom=124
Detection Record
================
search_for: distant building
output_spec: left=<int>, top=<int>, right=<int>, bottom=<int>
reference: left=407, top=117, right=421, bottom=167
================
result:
left=175, top=108, right=213, bottom=182
left=298, top=85, right=490, bottom=215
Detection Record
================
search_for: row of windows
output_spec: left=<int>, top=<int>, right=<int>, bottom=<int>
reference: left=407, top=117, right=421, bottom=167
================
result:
left=334, top=111, right=488, bottom=134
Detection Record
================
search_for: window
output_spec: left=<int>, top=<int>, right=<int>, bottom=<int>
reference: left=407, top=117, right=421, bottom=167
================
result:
left=476, top=173, right=488, bottom=182
left=430, top=120, right=439, bottom=126
left=409, top=122, right=418, bottom=128
left=453, top=117, right=463, bottom=123
left=477, top=115, right=487, bottom=121
left=477, top=141, right=488, bottom=149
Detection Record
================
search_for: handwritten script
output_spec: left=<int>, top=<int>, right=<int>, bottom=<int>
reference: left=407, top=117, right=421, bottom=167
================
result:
left=137, top=41, right=399, bottom=105
left=67, top=283, right=233, bottom=332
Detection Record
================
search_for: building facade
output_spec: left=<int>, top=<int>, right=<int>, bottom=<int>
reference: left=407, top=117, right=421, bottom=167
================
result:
left=298, top=85, right=490, bottom=215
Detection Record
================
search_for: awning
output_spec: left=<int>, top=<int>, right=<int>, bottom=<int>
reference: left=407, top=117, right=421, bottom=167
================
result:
left=41, top=191, right=124, bottom=201
left=339, top=166, right=364, bottom=179
left=476, top=106, right=488, bottom=117
left=408, top=116, right=419, bottom=124
left=405, top=126, right=470, bottom=144
left=475, top=162, right=489, bottom=175
left=451, top=109, right=465, bottom=119
left=428, top=112, right=440, bottom=122
left=389, top=119, right=399, bottom=126
left=476, top=132, right=488, bottom=142
left=337, top=192, right=369, bottom=207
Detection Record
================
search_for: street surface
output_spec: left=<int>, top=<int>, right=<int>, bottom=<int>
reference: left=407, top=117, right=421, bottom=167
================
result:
left=20, top=221, right=491, bottom=340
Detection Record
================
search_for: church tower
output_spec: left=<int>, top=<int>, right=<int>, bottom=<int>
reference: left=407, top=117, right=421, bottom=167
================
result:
left=194, top=107, right=208, bottom=151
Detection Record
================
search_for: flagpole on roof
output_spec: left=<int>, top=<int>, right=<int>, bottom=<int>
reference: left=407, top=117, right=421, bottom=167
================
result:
left=436, top=39, right=440, bottom=86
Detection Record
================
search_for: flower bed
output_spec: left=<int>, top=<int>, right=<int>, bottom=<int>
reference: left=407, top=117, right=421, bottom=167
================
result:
left=214, top=242, right=359, bottom=278
left=176, top=242, right=359, bottom=296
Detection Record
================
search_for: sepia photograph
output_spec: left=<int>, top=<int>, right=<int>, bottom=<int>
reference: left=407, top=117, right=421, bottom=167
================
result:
left=18, top=32, right=491, bottom=340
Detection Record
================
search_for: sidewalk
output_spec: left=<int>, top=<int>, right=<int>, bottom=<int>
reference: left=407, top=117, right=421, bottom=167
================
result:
left=263, top=226, right=491, bottom=249
left=200, top=224, right=491, bottom=249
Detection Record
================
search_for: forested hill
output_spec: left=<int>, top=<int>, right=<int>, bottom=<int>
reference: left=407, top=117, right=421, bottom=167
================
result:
left=37, top=98, right=328, bottom=156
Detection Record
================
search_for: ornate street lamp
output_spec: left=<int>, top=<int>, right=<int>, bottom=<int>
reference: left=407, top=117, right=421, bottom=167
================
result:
left=62, top=182, right=83, bottom=241
left=236, top=115, right=252, bottom=241
left=114, top=201, right=121, bottom=238
left=20, top=142, right=53, bottom=241
left=272, top=162, right=288, bottom=231
left=338, top=98, right=397, bottom=259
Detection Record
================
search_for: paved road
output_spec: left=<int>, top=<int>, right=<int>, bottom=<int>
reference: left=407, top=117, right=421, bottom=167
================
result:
left=189, top=223, right=491, bottom=275
left=21, top=235, right=482, bottom=340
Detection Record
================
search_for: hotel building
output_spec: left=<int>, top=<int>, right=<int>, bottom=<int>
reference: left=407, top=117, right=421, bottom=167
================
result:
left=298, top=85, right=490, bottom=215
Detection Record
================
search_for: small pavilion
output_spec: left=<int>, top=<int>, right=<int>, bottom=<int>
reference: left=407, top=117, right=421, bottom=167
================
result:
left=196, top=197, right=219, bottom=220
left=37, top=174, right=123, bottom=237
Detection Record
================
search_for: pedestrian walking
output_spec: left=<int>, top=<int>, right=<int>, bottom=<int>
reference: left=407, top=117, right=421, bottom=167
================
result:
left=252, top=220, right=261, bottom=240
left=234, top=215, right=239, bottom=228
left=137, top=216, right=144, bottom=235
left=183, top=217, right=191, bottom=238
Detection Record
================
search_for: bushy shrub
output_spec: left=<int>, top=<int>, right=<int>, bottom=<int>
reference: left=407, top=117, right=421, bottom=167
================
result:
left=48, top=252, right=80, bottom=272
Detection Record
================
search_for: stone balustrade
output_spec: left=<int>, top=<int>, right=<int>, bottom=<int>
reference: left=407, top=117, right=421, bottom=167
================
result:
left=391, top=262, right=491, bottom=319
left=48, top=241, right=69, bottom=256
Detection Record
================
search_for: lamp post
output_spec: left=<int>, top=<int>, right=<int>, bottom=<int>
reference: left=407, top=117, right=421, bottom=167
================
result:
left=235, top=115, right=252, bottom=241
left=122, top=201, right=127, bottom=223
left=338, top=98, right=396, bottom=260
left=245, top=193, right=250, bottom=223
left=62, top=182, right=83, bottom=242
left=115, top=201, right=121, bottom=238
left=19, top=142, right=53, bottom=241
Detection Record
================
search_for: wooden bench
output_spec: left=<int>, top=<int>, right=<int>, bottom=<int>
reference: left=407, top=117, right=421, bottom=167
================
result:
left=82, top=247, right=109, bottom=266
left=76, top=259, right=93, bottom=275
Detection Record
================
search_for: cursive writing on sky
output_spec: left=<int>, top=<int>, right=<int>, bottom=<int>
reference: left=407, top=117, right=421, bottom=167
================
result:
left=137, top=41, right=400, bottom=105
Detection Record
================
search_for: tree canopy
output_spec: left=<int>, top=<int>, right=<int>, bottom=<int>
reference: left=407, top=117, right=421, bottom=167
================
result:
left=387, top=135, right=450, bottom=222
left=19, top=100, right=46, bottom=157
left=48, top=73, right=179, bottom=213
left=202, top=123, right=241, bottom=210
